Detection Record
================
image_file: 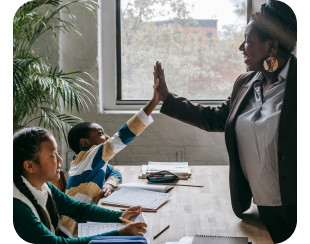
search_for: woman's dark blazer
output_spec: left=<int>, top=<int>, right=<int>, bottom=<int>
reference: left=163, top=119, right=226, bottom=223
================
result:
left=160, top=55, right=297, bottom=219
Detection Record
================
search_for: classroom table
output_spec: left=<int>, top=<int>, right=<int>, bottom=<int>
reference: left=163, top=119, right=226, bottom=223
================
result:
left=98, top=165, right=273, bottom=244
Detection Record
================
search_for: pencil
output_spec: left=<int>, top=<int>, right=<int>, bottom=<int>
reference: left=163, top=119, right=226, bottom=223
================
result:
left=119, top=217, right=132, bottom=224
left=120, top=208, right=157, bottom=212
left=153, top=225, right=170, bottom=240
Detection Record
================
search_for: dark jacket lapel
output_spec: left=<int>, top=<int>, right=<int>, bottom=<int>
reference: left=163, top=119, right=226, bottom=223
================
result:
left=278, top=55, right=297, bottom=147
left=225, top=72, right=259, bottom=149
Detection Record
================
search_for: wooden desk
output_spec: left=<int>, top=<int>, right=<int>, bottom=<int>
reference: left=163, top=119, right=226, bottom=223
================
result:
left=98, top=166, right=273, bottom=244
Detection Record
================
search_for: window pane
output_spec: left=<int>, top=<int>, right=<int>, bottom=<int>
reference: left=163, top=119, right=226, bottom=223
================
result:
left=120, top=0, right=247, bottom=99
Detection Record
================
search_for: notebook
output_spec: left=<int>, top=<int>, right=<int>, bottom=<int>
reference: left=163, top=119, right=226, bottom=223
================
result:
left=118, top=182, right=173, bottom=193
left=192, top=235, right=248, bottom=244
left=78, top=213, right=149, bottom=242
left=100, top=186, right=171, bottom=209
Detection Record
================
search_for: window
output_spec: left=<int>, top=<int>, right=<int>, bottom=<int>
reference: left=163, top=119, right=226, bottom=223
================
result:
left=99, top=1, right=251, bottom=109
left=117, top=0, right=250, bottom=102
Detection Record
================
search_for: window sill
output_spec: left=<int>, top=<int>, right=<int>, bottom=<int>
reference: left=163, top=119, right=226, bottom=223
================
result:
left=101, top=110, right=161, bottom=115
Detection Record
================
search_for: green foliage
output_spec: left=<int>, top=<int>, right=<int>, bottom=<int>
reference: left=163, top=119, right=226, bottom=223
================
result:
left=13, top=0, right=98, bottom=143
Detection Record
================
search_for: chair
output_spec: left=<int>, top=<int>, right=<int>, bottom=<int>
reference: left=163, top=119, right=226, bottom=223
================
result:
left=50, top=170, right=67, bottom=193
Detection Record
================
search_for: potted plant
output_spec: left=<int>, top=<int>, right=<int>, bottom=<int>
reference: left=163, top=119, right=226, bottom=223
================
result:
left=13, top=0, right=98, bottom=143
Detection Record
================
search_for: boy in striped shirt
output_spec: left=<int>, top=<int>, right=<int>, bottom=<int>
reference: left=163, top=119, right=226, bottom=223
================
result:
left=61, top=78, right=160, bottom=237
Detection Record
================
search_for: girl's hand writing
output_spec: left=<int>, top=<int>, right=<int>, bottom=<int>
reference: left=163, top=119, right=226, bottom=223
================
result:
left=121, top=205, right=143, bottom=220
left=118, top=222, right=147, bottom=236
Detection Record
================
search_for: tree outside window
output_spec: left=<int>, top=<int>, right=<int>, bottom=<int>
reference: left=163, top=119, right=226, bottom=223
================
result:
left=120, top=0, right=247, bottom=100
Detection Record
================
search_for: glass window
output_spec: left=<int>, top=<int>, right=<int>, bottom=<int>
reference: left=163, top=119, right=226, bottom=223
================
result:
left=119, top=0, right=247, bottom=100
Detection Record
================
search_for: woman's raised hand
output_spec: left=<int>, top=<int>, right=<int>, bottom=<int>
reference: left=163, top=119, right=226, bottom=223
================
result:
left=153, top=61, right=169, bottom=102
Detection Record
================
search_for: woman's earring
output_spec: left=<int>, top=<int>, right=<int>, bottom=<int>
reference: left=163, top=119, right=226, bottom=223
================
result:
left=263, top=53, right=278, bottom=72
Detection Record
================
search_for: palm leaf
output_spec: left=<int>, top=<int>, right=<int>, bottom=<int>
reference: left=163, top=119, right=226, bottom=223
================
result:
left=37, top=106, right=83, bottom=144
left=13, top=0, right=99, bottom=143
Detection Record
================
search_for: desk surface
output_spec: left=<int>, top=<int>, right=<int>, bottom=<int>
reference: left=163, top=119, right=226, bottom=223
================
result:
left=98, top=165, right=273, bottom=244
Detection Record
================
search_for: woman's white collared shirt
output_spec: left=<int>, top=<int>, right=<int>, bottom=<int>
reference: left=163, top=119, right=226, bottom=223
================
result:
left=235, top=57, right=291, bottom=206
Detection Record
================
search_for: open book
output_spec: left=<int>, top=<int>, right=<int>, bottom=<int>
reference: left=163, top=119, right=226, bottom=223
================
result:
left=100, top=183, right=172, bottom=210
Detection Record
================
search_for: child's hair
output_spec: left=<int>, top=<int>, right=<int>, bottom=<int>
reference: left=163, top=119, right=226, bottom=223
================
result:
left=13, top=127, right=59, bottom=232
left=68, top=122, right=93, bottom=154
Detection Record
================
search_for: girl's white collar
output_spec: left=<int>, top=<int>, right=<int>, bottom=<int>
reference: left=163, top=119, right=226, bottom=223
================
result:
left=21, top=176, right=51, bottom=207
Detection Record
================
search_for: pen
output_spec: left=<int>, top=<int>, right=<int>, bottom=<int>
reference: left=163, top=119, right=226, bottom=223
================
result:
left=153, top=225, right=170, bottom=240
left=119, top=217, right=132, bottom=224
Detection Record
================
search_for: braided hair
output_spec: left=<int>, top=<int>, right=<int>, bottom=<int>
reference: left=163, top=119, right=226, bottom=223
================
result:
left=68, top=122, right=93, bottom=154
left=250, top=0, right=297, bottom=55
left=13, top=127, right=59, bottom=232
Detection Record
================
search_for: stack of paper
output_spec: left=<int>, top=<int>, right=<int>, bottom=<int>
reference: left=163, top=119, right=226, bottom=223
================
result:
left=139, top=162, right=192, bottom=180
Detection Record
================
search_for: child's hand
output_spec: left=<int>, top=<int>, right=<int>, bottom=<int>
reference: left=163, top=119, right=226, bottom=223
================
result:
left=121, top=205, right=143, bottom=220
left=118, top=222, right=147, bottom=236
left=99, top=183, right=115, bottom=198
left=152, top=70, right=160, bottom=104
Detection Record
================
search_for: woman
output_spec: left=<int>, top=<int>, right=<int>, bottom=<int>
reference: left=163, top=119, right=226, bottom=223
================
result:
left=153, top=0, right=296, bottom=243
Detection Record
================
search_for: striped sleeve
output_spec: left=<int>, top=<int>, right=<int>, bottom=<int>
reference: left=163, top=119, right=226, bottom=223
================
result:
left=105, top=165, right=122, bottom=186
left=101, top=108, right=153, bottom=163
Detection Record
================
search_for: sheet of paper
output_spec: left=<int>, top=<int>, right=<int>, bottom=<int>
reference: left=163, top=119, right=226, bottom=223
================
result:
left=177, top=236, right=194, bottom=244
left=145, top=162, right=191, bottom=175
left=78, top=213, right=149, bottom=242
left=118, top=182, right=173, bottom=193
left=148, top=162, right=188, bottom=167
left=101, top=187, right=171, bottom=209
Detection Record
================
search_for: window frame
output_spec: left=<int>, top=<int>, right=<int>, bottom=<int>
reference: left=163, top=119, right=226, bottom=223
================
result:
left=99, top=0, right=252, bottom=110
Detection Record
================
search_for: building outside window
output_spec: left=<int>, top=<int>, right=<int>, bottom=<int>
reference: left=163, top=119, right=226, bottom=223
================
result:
left=117, top=0, right=248, bottom=102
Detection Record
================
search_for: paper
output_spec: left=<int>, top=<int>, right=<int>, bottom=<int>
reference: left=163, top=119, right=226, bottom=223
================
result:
left=166, top=236, right=193, bottom=244
left=147, top=162, right=189, bottom=172
left=145, top=162, right=192, bottom=176
left=148, top=162, right=188, bottom=167
left=177, top=236, right=194, bottom=244
left=78, top=213, right=149, bottom=242
left=118, top=183, right=173, bottom=193
left=192, top=236, right=248, bottom=244
left=101, top=187, right=171, bottom=209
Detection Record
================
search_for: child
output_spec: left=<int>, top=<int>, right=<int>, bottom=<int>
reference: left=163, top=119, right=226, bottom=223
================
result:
left=61, top=83, right=160, bottom=236
left=13, top=127, right=147, bottom=243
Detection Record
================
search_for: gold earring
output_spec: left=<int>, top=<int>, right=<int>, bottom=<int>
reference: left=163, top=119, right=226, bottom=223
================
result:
left=263, top=53, right=278, bottom=72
